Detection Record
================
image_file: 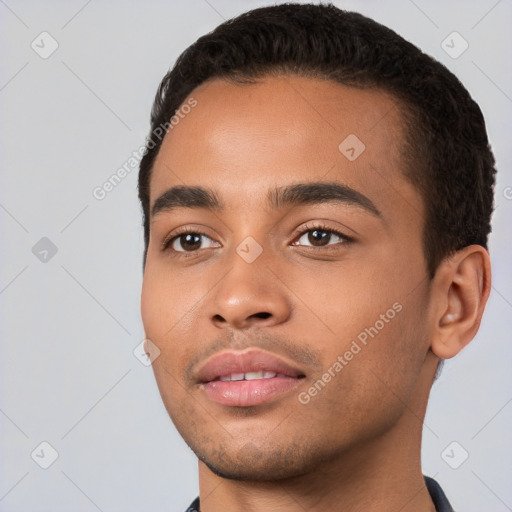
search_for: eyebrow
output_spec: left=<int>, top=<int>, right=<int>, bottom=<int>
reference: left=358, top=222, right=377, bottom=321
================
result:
left=151, top=181, right=381, bottom=219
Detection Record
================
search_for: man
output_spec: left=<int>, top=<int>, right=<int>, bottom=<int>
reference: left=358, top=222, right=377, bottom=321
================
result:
left=138, top=3, right=495, bottom=511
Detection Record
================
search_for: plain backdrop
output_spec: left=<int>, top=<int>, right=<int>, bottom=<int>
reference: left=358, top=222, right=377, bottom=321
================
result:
left=1, top=1, right=511, bottom=511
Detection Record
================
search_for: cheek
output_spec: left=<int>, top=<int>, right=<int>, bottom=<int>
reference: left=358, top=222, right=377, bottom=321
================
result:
left=140, top=268, right=188, bottom=395
left=302, top=307, right=429, bottom=444
left=141, top=260, right=199, bottom=341
left=301, top=259, right=429, bottom=404
left=141, top=261, right=208, bottom=386
left=141, top=270, right=193, bottom=419
left=296, top=262, right=401, bottom=343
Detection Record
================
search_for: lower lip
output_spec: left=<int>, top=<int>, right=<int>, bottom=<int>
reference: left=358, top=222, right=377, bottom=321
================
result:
left=201, top=376, right=301, bottom=407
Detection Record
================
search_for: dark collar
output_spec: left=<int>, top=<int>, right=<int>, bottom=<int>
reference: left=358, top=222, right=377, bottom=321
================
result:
left=424, top=475, right=455, bottom=511
left=185, top=475, right=455, bottom=512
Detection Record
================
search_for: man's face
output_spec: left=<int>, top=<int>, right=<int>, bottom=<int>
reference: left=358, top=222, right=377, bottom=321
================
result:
left=141, top=76, right=434, bottom=480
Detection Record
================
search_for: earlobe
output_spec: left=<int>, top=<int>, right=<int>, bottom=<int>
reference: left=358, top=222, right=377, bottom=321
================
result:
left=430, top=245, right=491, bottom=360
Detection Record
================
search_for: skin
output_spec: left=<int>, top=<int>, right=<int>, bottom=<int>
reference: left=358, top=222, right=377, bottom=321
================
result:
left=140, top=75, right=491, bottom=511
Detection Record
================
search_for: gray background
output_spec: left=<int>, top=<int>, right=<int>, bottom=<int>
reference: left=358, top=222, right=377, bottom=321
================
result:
left=1, top=0, right=511, bottom=510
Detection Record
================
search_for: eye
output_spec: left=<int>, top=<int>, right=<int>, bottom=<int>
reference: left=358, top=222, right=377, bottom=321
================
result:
left=291, top=223, right=353, bottom=248
left=163, top=231, right=220, bottom=253
left=161, top=222, right=353, bottom=257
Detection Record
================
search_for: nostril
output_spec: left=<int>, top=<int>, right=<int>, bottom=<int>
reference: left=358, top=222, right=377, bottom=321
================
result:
left=212, top=311, right=272, bottom=327
left=253, top=312, right=271, bottom=319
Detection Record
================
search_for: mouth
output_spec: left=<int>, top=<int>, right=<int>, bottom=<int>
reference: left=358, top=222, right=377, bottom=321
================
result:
left=196, top=349, right=306, bottom=407
left=215, top=371, right=289, bottom=381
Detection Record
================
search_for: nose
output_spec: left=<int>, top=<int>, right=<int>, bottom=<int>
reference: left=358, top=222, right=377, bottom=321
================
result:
left=208, top=253, right=291, bottom=330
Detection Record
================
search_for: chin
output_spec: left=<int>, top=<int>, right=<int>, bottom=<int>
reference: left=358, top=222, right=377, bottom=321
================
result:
left=202, top=457, right=305, bottom=482
left=194, top=440, right=327, bottom=482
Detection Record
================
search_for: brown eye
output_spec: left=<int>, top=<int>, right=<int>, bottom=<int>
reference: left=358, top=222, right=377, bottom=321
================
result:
left=164, top=231, right=221, bottom=254
left=307, top=229, right=331, bottom=246
left=173, top=233, right=203, bottom=252
left=293, top=226, right=350, bottom=248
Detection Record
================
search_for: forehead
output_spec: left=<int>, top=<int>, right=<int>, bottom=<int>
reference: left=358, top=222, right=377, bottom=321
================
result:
left=149, top=75, right=422, bottom=223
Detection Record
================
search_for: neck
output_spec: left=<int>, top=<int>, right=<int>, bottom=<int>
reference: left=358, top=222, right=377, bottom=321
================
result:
left=197, top=351, right=439, bottom=512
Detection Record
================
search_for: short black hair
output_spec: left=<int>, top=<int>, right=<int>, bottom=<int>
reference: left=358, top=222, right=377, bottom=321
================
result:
left=138, top=2, right=496, bottom=276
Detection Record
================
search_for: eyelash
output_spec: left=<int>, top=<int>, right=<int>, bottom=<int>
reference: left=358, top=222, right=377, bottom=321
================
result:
left=161, top=222, right=354, bottom=256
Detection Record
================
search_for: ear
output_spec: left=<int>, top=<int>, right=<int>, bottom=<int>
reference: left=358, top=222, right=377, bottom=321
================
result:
left=430, top=245, right=491, bottom=359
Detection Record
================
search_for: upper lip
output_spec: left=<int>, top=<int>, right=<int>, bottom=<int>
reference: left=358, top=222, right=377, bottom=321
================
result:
left=196, top=349, right=306, bottom=383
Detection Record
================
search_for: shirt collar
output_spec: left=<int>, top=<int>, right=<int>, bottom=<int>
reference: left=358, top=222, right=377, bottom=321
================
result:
left=185, top=475, right=455, bottom=512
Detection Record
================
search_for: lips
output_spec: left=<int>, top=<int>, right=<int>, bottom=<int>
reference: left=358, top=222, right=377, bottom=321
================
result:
left=196, top=349, right=305, bottom=383
left=196, top=349, right=306, bottom=407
